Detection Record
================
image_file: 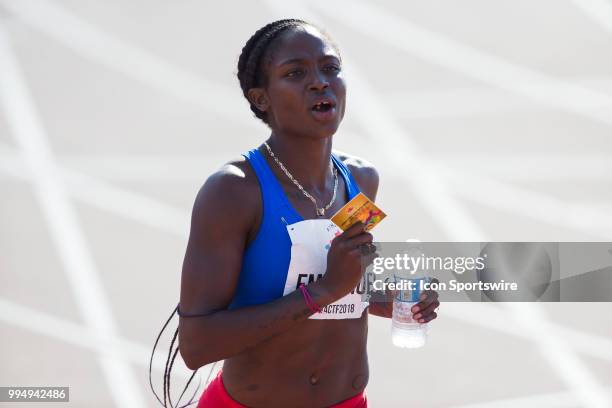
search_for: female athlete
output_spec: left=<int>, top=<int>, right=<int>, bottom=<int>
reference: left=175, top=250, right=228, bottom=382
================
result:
left=173, top=19, right=439, bottom=408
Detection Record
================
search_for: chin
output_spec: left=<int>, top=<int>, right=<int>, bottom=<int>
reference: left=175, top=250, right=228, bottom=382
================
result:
left=278, top=115, right=342, bottom=140
left=311, top=122, right=341, bottom=140
left=315, top=114, right=344, bottom=136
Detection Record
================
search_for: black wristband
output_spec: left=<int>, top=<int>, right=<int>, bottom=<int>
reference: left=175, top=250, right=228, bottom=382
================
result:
left=176, top=303, right=216, bottom=318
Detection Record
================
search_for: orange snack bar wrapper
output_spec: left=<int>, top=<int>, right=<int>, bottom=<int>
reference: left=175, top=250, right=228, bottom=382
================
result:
left=330, top=192, right=387, bottom=231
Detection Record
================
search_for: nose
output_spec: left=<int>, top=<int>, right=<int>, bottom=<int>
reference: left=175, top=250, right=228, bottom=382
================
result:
left=308, top=69, right=329, bottom=91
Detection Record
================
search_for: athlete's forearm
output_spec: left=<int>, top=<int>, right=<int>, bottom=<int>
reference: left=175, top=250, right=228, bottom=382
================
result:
left=179, top=281, right=335, bottom=370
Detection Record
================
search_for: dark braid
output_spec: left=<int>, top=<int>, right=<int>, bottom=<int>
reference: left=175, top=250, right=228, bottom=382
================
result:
left=149, top=305, right=209, bottom=408
left=237, top=18, right=308, bottom=124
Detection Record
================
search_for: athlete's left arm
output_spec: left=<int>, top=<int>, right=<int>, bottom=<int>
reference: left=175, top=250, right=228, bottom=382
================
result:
left=343, top=154, right=439, bottom=321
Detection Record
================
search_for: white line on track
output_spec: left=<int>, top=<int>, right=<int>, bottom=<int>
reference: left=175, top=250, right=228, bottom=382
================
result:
left=0, top=26, right=146, bottom=408
left=0, top=143, right=189, bottom=238
left=441, top=303, right=612, bottom=362
left=0, top=297, right=193, bottom=381
left=571, top=0, right=612, bottom=35
left=432, top=165, right=612, bottom=240
left=506, top=303, right=610, bottom=408
left=63, top=168, right=189, bottom=238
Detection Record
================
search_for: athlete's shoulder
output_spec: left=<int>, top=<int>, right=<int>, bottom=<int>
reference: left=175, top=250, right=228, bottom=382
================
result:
left=198, top=155, right=258, bottom=197
left=333, top=150, right=380, bottom=199
left=191, top=155, right=260, bottom=228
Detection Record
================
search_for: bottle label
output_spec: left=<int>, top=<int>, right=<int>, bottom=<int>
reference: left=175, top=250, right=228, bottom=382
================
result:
left=395, top=276, right=430, bottom=302
left=392, top=300, right=416, bottom=324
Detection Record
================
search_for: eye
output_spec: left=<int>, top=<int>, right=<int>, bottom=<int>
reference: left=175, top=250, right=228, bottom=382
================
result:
left=285, top=69, right=304, bottom=78
left=324, top=65, right=341, bottom=73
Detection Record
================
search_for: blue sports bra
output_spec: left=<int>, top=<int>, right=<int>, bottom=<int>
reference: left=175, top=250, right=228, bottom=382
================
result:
left=228, top=148, right=361, bottom=309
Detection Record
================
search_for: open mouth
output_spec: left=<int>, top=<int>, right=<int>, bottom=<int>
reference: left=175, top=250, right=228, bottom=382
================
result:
left=312, top=101, right=333, bottom=112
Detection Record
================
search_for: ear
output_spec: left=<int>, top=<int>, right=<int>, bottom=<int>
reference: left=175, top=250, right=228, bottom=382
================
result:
left=247, top=88, right=269, bottom=113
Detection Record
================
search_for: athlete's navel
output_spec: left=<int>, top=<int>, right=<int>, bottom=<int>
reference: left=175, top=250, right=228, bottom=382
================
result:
left=309, top=372, right=319, bottom=385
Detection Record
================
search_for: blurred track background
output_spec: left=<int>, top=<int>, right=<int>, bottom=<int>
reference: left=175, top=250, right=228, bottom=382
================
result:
left=1, top=0, right=612, bottom=407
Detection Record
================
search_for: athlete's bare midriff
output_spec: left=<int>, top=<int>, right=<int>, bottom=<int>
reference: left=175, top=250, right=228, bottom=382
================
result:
left=222, top=311, right=369, bottom=408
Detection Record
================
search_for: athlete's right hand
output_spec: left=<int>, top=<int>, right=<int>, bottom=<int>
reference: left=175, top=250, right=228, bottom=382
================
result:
left=318, top=222, right=374, bottom=301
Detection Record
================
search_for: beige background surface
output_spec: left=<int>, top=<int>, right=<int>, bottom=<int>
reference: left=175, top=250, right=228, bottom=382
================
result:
left=1, top=0, right=612, bottom=407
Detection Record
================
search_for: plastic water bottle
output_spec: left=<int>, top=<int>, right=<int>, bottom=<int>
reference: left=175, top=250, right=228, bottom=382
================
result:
left=391, top=241, right=429, bottom=348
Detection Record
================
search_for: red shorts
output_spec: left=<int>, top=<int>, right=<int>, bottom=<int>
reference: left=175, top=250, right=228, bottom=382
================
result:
left=198, top=370, right=367, bottom=408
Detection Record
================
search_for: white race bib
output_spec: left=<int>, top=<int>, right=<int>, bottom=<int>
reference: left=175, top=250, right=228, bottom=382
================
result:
left=282, top=219, right=369, bottom=319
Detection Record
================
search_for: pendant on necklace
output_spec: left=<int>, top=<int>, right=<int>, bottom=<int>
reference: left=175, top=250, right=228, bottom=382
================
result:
left=316, top=208, right=325, bottom=217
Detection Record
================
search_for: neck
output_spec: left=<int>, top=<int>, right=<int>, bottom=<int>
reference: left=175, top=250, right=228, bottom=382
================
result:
left=265, top=133, right=334, bottom=191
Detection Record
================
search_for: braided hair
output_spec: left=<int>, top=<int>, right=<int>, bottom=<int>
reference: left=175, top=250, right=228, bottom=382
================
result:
left=149, top=305, right=217, bottom=408
left=149, top=20, right=341, bottom=407
left=237, top=18, right=341, bottom=125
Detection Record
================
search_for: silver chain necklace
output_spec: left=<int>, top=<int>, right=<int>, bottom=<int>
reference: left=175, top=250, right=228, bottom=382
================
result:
left=263, top=142, right=338, bottom=217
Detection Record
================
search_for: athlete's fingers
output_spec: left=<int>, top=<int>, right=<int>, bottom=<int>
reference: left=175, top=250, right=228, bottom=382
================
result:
left=418, top=311, right=437, bottom=323
left=410, top=292, right=439, bottom=314
left=410, top=278, right=439, bottom=312
left=420, top=288, right=440, bottom=303
left=339, top=222, right=367, bottom=239
left=412, top=299, right=440, bottom=321
left=343, top=232, right=373, bottom=249
left=359, top=242, right=377, bottom=256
